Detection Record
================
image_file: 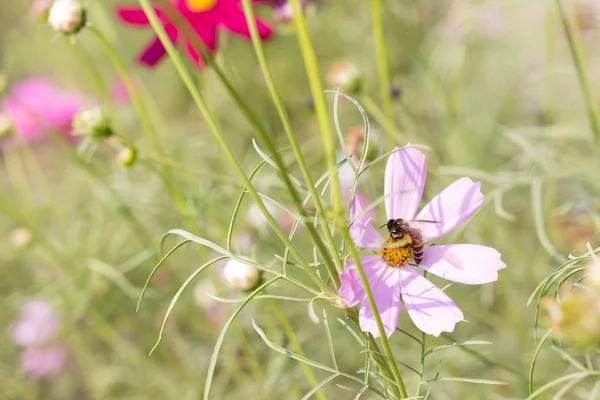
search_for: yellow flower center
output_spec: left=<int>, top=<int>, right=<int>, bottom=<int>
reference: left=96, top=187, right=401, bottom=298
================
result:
left=185, top=0, right=218, bottom=12
left=380, top=236, right=413, bottom=267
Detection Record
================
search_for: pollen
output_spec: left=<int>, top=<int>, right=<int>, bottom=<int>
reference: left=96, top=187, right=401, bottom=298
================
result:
left=185, top=0, right=218, bottom=12
left=380, top=236, right=413, bottom=267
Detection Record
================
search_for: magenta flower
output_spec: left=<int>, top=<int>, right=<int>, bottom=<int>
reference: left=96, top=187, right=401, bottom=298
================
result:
left=9, top=299, right=60, bottom=347
left=339, top=146, right=506, bottom=338
left=116, top=0, right=274, bottom=69
left=22, top=345, right=68, bottom=380
left=2, top=77, right=88, bottom=144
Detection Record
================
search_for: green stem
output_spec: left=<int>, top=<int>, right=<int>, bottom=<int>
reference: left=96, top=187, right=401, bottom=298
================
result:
left=344, top=239, right=408, bottom=398
left=289, top=0, right=345, bottom=224
left=155, top=0, right=340, bottom=286
left=240, top=0, right=341, bottom=286
left=268, top=298, right=327, bottom=400
left=137, top=0, right=334, bottom=298
left=555, top=0, right=600, bottom=152
left=415, top=331, right=426, bottom=397
left=86, top=25, right=192, bottom=225
left=370, top=0, right=397, bottom=147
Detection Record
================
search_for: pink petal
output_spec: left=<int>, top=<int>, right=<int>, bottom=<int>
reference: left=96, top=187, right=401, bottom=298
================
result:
left=359, top=263, right=402, bottom=339
left=22, top=345, right=68, bottom=380
left=415, top=177, right=484, bottom=242
left=338, top=255, right=384, bottom=307
left=220, top=11, right=274, bottom=40
left=338, top=266, right=364, bottom=307
left=115, top=6, right=153, bottom=26
left=349, top=195, right=383, bottom=249
left=419, top=244, right=506, bottom=284
left=398, top=266, right=463, bottom=336
left=384, top=146, right=427, bottom=221
left=137, top=25, right=178, bottom=67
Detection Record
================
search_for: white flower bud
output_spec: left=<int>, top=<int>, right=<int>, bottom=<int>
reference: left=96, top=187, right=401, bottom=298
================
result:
left=222, top=259, right=260, bottom=291
left=10, top=228, right=33, bottom=248
left=48, top=0, right=86, bottom=35
left=116, top=146, right=137, bottom=167
left=327, top=62, right=362, bottom=93
left=72, top=107, right=111, bottom=138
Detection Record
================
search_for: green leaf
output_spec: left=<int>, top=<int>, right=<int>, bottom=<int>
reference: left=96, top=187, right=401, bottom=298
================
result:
left=426, top=377, right=508, bottom=385
left=425, top=341, right=492, bottom=357
left=300, top=374, right=340, bottom=400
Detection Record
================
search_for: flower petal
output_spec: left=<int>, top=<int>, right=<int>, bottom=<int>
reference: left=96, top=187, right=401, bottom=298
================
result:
left=338, top=265, right=364, bottom=307
left=359, top=264, right=402, bottom=339
left=349, top=195, right=383, bottom=249
left=115, top=6, right=160, bottom=26
left=220, top=11, right=274, bottom=40
left=384, top=146, right=427, bottom=221
left=419, top=244, right=506, bottom=284
left=415, top=177, right=484, bottom=241
left=398, top=266, right=463, bottom=336
left=137, top=25, right=179, bottom=67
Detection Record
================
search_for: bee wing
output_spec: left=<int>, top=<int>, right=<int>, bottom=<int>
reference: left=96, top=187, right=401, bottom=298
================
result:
left=408, top=220, right=441, bottom=242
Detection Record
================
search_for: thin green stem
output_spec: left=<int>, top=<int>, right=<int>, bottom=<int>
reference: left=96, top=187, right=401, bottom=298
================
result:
left=268, top=298, right=327, bottom=400
left=289, top=0, right=345, bottom=223
left=555, top=0, right=600, bottom=152
left=240, top=0, right=341, bottom=286
left=86, top=25, right=191, bottom=223
left=137, top=0, right=334, bottom=298
left=154, top=0, right=340, bottom=286
left=415, top=331, right=426, bottom=397
left=343, top=236, right=408, bottom=398
left=370, top=0, right=397, bottom=147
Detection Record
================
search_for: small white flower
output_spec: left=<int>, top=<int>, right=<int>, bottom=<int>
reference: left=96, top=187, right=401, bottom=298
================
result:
left=0, top=113, right=13, bottom=138
left=72, top=107, right=109, bottom=137
left=247, top=201, right=280, bottom=230
left=222, top=259, right=260, bottom=291
left=48, top=0, right=86, bottom=34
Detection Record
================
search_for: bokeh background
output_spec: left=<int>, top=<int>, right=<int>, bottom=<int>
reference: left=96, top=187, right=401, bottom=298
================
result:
left=1, top=0, right=600, bottom=399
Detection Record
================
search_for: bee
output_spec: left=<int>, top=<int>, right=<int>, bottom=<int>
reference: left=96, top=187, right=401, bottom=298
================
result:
left=385, top=219, right=438, bottom=264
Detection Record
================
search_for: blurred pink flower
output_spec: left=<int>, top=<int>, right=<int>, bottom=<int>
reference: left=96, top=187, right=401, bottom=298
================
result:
left=22, top=345, right=68, bottom=380
left=10, top=299, right=60, bottom=347
left=2, top=77, right=89, bottom=143
left=116, top=0, right=274, bottom=69
left=339, top=146, right=506, bottom=338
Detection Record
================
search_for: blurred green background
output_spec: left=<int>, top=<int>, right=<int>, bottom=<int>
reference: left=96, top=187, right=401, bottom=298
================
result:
left=1, top=0, right=599, bottom=399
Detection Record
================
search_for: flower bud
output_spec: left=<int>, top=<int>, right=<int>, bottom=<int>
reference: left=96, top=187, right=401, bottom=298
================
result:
left=0, top=113, right=13, bottom=139
left=10, top=227, right=33, bottom=248
left=222, top=259, right=260, bottom=291
left=48, top=0, right=86, bottom=35
left=327, top=62, right=362, bottom=94
left=116, top=146, right=137, bottom=167
left=72, top=107, right=112, bottom=138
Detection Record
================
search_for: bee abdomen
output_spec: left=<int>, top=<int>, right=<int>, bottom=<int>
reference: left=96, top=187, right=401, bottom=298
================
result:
left=413, top=242, right=424, bottom=264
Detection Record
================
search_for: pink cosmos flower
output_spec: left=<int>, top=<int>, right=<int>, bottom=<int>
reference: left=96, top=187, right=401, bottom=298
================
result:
left=2, top=77, right=88, bottom=144
left=116, top=0, right=274, bottom=69
left=339, top=146, right=506, bottom=338
left=9, top=299, right=60, bottom=347
left=22, top=345, right=68, bottom=380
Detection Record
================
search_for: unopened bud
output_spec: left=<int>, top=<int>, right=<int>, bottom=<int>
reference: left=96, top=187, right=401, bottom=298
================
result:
left=72, top=107, right=112, bottom=138
left=116, top=146, right=137, bottom=167
left=48, top=0, right=86, bottom=35
left=223, top=259, right=260, bottom=291
left=327, top=62, right=362, bottom=94
left=10, top=227, right=33, bottom=248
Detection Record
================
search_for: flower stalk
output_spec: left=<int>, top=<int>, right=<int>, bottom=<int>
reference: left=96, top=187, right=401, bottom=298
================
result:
left=137, top=0, right=335, bottom=298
